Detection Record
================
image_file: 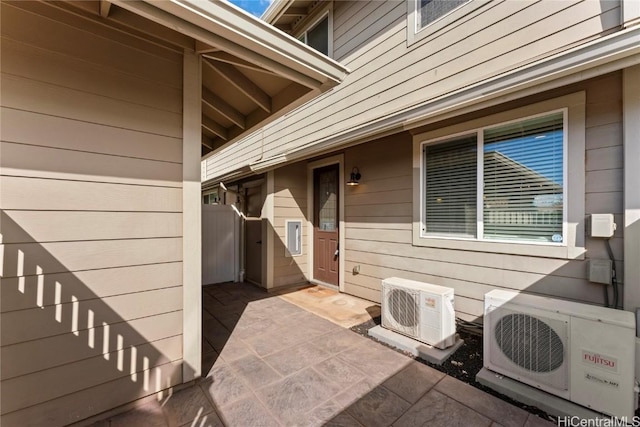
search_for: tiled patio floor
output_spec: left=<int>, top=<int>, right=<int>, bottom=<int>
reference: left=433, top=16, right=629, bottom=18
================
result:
left=97, top=282, right=554, bottom=427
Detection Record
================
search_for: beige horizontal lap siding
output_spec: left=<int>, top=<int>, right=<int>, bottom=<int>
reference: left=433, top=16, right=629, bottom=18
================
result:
left=272, top=162, right=309, bottom=288
left=341, top=75, right=623, bottom=320
left=202, top=0, right=620, bottom=179
left=262, top=0, right=619, bottom=157
left=584, top=72, right=624, bottom=269
left=0, top=2, right=184, bottom=425
left=203, top=132, right=263, bottom=180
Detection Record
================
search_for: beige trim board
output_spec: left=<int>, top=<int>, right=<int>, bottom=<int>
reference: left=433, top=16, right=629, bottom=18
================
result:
left=182, top=50, right=202, bottom=381
left=623, top=65, right=640, bottom=311
left=306, top=155, right=345, bottom=292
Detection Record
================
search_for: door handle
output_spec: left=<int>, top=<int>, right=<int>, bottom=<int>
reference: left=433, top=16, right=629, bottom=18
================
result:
left=257, top=240, right=262, bottom=244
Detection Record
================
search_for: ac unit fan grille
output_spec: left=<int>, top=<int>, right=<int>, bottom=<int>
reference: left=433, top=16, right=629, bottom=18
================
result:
left=494, top=313, right=564, bottom=373
left=382, top=286, right=420, bottom=338
left=388, top=288, right=418, bottom=327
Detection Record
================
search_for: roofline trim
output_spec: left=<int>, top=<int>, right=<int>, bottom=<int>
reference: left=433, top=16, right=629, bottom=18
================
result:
left=111, top=0, right=348, bottom=89
left=261, top=0, right=294, bottom=23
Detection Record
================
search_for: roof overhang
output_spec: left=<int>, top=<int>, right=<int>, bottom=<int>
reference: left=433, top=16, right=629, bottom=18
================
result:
left=108, top=0, right=348, bottom=155
left=262, top=0, right=319, bottom=35
left=113, top=0, right=346, bottom=87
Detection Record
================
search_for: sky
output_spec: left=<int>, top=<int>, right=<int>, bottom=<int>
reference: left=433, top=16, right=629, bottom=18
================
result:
left=228, top=0, right=274, bottom=17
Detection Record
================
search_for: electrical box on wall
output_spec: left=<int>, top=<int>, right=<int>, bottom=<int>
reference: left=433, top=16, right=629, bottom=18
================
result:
left=285, top=220, right=302, bottom=256
left=589, top=259, right=613, bottom=285
left=589, top=214, right=616, bottom=238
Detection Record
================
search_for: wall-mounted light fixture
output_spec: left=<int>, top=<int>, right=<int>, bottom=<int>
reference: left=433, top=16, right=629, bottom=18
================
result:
left=347, top=167, right=361, bottom=186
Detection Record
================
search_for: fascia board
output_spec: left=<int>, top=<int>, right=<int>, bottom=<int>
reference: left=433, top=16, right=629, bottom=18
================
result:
left=248, top=25, right=640, bottom=172
left=143, top=0, right=348, bottom=87
left=262, top=0, right=294, bottom=23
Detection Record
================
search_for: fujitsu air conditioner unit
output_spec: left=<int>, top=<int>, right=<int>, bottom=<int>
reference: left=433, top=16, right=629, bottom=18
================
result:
left=381, top=277, right=456, bottom=349
left=484, top=289, right=637, bottom=419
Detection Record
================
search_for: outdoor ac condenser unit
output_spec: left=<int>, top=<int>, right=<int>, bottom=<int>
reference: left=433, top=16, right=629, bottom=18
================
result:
left=484, top=289, right=637, bottom=419
left=381, top=277, right=456, bottom=349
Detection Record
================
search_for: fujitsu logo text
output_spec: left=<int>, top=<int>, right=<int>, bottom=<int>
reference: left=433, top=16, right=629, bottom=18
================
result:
left=582, top=351, right=617, bottom=371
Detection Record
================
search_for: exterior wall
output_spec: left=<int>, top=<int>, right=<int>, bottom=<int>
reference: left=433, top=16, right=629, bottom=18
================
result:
left=272, top=162, right=309, bottom=288
left=203, top=0, right=621, bottom=181
left=1, top=2, right=184, bottom=425
left=341, top=73, right=623, bottom=321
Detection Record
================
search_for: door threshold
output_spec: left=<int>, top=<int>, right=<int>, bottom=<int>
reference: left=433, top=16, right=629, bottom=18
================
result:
left=308, top=279, right=339, bottom=292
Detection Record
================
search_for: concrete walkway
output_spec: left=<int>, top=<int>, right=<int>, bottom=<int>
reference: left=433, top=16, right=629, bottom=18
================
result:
left=96, top=282, right=554, bottom=427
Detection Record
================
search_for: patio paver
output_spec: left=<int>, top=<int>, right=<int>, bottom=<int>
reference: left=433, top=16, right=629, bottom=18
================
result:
left=382, top=360, right=446, bottom=404
left=91, top=282, right=555, bottom=427
left=393, top=389, right=492, bottom=427
left=435, top=375, right=529, bottom=427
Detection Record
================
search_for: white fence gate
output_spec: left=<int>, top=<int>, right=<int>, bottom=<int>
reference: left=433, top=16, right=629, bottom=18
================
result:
left=202, top=204, right=239, bottom=285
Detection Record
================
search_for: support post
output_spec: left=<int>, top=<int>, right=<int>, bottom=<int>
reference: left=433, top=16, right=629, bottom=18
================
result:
left=182, top=50, right=202, bottom=381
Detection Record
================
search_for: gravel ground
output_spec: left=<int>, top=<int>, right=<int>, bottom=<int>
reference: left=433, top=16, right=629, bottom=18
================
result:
left=350, top=316, right=557, bottom=423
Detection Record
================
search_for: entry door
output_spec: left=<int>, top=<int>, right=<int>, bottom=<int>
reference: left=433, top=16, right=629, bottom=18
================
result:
left=313, top=164, right=339, bottom=285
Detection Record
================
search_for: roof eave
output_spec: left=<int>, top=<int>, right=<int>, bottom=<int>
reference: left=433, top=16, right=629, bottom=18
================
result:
left=261, top=0, right=294, bottom=23
left=110, top=0, right=348, bottom=90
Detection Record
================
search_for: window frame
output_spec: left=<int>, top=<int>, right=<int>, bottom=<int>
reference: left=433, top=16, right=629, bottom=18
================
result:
left=412, top=92, right=586, bottom=259
left=407, top=0, right=487, bottom=46
left=202, top=189, right=219, bottom=205
left=295, top=8, right=333, bottom=58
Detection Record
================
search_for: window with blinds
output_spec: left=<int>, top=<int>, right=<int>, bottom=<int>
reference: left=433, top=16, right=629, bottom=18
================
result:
left=483, top=113, right=564, bottom=242
left=422, top=111, right=565, bottom=244
left=424, top=134, right=477, bottom=237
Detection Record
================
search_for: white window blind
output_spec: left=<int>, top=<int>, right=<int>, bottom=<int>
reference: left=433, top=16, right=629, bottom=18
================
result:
left=483, top=113, right=564, bottom=243
left=424, top=134, right=477, bottom=237
left=422, top=111, right=565, bottom=244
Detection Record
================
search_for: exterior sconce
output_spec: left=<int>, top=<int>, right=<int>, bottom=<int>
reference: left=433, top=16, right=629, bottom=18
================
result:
left=347, top=167, right=361, bottom=186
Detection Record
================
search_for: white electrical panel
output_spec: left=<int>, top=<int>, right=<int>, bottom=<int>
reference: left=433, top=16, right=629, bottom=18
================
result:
left=588, top=259, right=612, bottom=285
left=285, top=220, right=302, bottom=256
left=590, top=214, right=616, bottom=238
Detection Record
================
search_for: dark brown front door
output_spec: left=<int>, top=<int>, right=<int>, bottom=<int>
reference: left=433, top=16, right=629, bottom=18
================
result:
left=313, top=164, right=339, bottom=286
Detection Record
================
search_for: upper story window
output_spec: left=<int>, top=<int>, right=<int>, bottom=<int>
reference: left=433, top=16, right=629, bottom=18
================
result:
left=407, top=0, right=482, bottom=46
left=297, top=12, right=331, bottom=57
left=412, top=92, right=586, bottom=259
left=418, top=0, right=469, bottom=29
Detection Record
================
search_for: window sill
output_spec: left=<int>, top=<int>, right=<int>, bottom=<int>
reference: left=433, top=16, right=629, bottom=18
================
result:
left=412, top=231, right=586, bottom=260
